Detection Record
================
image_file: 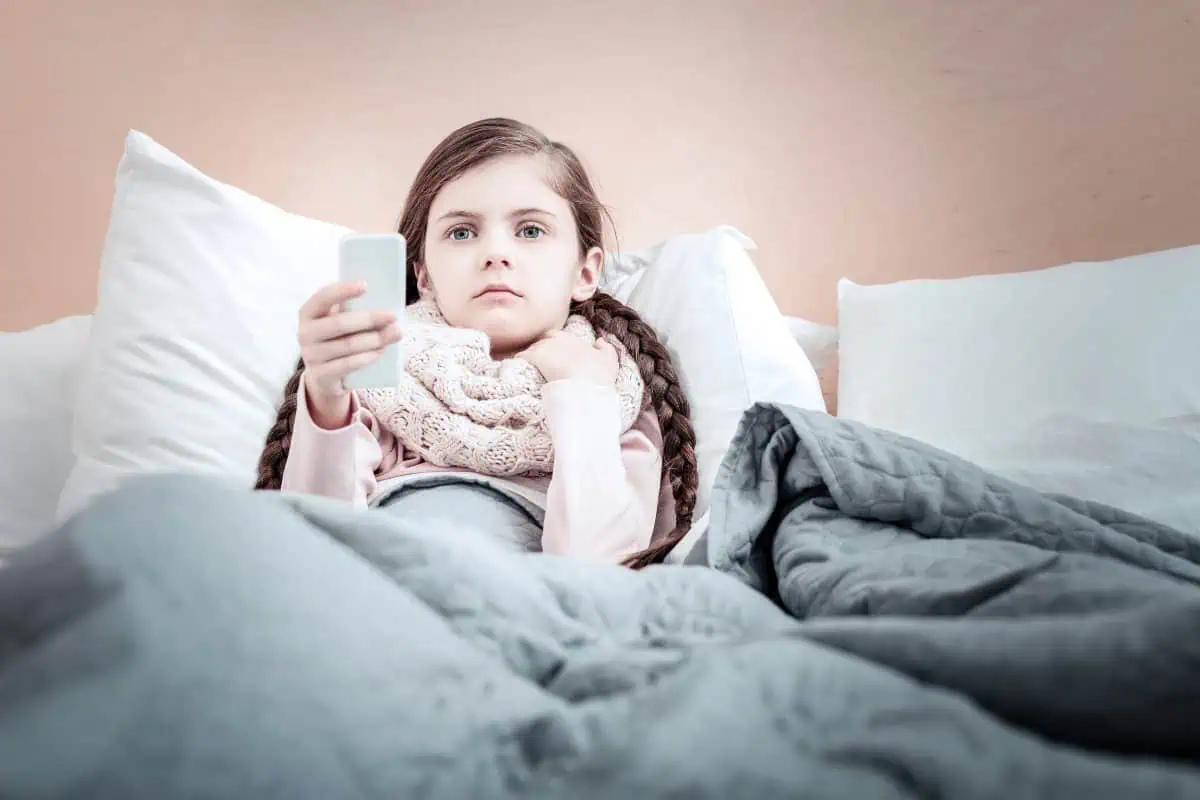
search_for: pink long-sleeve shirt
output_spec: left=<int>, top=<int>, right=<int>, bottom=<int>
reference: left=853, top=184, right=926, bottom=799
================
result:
left=281, top=376, right=676, bottom=562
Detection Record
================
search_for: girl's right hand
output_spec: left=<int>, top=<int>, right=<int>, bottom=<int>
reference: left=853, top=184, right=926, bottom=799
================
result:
left=298, top=281, right=402, bottom=428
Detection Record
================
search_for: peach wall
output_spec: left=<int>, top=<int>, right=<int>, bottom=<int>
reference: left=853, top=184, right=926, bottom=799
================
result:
left=2, top=0, right=1199, bottom=332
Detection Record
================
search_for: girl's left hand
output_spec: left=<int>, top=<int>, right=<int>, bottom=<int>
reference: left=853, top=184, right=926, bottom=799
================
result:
left=519, top=330, right=620, bottom=386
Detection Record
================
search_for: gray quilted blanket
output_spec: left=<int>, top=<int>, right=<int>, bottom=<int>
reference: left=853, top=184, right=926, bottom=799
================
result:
left=1, top=403, right=1198, bottom=799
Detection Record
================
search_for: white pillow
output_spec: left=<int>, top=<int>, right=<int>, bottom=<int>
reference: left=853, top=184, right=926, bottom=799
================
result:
left=56, top=132, right=351, bottom=521
left=784, top=315, right=838, bottom=373
left=600, top=224, right=746, bottom=303
left=59, top=132, right=823, bottom=539
left=836, top=246, right=1200, bottom=525
left=0, top=316, right=92, bottom=556
left=622, top=227, right=825, bottom=520
left=608, top=240, right=839, bottom=373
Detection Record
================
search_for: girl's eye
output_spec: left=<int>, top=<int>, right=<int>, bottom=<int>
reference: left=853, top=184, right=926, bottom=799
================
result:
left=447, top=226, right=474, bottom=241
left=517, top=224, right=545, bottom=239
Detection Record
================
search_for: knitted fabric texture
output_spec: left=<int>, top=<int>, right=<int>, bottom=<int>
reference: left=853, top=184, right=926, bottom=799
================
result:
left=357, top=298, right=646, bottom=477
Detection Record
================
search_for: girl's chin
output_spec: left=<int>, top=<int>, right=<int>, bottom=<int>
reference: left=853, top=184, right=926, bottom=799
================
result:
left=481, top=329, right=539, bottom=361
left=461, top=311, right=548, bottom=359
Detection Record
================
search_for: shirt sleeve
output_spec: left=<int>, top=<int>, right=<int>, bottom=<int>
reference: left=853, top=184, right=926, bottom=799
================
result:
left=279, top=376, right=403, bottom=507
left=539, top=379, right=666, bottom=562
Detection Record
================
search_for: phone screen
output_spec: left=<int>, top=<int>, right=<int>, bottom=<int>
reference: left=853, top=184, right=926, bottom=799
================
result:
left=338, top=234, right=407, bottom=314
left=337, top=233, right=407, bottom=389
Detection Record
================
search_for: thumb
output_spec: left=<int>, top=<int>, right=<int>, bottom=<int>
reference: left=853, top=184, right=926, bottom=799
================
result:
left=516, top=337, right=544, bottom=358
left=595, top=338, right=618, bottom=363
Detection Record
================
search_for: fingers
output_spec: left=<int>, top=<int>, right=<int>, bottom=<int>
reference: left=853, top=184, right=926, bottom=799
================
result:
left=307, top=324, right=402, bottom=364
left=594, top=338, right=618, bottom=361
left=534, top=328, right=567, bottom=344
left=308, top=348, right=385, bottom=385
left=301, top=308, right=397, bottom=345
left=518, top=331, right=556, bottom=355
left=300, top=281, right=367, bottom=321
left=298, top=280, right=401, bottom=385
left=519, top=340, right=545, bottom=360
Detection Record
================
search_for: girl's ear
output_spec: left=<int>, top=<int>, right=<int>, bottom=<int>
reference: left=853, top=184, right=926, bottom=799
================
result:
left=571, top=246, right=604, bottom=302
left=415, top=263, right=434, bottom=297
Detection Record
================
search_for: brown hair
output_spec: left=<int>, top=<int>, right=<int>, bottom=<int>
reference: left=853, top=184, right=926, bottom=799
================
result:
left=255, top=118, right=698, bottom=568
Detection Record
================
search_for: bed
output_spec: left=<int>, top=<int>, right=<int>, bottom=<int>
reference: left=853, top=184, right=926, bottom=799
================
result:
left=1, top=132, right=1198, bottom=799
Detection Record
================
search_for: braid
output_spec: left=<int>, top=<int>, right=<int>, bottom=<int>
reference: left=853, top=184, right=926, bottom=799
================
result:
left=573, top=292, right=700, bottom=569
left=254, top=357, right=304, bottom=491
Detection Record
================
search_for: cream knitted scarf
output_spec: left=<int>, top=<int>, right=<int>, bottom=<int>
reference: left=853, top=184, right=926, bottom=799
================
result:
left=356, top=298, right=646, bottom=477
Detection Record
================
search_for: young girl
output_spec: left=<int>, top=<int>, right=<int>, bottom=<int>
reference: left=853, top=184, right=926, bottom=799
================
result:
left=254, top=118, right=698, bottom=568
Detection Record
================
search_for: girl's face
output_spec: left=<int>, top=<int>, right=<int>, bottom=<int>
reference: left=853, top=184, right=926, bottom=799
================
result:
left=417, top=154, right=603, bottom=358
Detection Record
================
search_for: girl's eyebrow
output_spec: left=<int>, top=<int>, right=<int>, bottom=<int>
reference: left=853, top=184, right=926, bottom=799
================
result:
left=435, top=207, right=557, bottom=223
left=510, top=207, right=557, bottom=219
left=435, top=209, right=481, bottom=223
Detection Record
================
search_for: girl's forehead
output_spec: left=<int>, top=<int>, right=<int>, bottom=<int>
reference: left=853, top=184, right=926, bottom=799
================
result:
left=431, top=155, right=568, bottom=217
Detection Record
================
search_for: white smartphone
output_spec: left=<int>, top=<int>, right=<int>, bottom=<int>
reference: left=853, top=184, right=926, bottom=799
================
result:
left=337, top=233, right=407, bottom=390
